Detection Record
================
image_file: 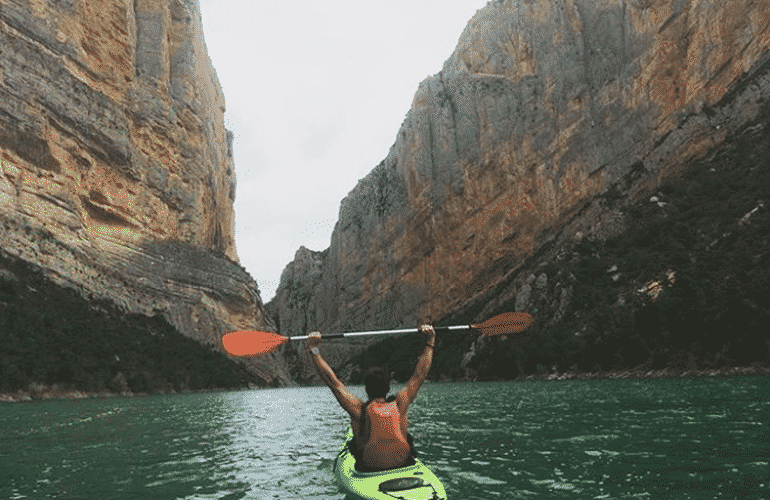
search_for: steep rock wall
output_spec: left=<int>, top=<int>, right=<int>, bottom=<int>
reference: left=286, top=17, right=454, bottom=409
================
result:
left=269, top=0, right=770, bottom=381
left=0, top=0, right=288, bottom=384
left=266, top=246, right=371, bottom=383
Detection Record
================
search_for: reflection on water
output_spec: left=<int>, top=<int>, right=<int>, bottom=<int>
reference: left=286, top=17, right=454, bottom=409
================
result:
left=1, top=377, right=768, bottom=499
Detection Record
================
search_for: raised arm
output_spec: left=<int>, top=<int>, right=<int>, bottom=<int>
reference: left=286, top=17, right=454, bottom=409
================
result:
left=397, top=325, right=435, bottom=410
left=308, top=332, right=363, bottom=419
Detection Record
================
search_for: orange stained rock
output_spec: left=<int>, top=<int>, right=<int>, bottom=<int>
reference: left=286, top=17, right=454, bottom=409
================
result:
left=0, top=0, right=260, bottom=365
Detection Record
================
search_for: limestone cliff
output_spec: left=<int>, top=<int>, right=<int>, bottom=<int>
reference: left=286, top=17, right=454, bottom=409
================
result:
left=269, top=0, right=770, bottom=383
left=0, top=0, right=290, bottom=389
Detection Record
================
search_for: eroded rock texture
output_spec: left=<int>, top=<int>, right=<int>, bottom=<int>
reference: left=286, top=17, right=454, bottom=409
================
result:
left=269, top=0, right=770, bottom=381
left=0, top=0, right=288, bottom=385
left=266, top=246, right=371, bottom=383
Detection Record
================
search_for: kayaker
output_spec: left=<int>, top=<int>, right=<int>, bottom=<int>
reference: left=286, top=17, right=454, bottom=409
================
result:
left=307, top=324, right=436, bottom=472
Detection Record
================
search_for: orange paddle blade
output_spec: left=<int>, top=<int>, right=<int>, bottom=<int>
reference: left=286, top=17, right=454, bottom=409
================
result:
left=221, top=330, right=288, bottom=357
left=472, top=312, right=533, bottom=336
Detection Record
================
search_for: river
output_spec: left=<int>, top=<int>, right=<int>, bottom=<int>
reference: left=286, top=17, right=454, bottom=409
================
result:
left=2, top=376, right=767, bottom=499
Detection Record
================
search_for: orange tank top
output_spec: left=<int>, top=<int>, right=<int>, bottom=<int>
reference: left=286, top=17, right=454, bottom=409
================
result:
left=361, top=400, right=410, bottom=470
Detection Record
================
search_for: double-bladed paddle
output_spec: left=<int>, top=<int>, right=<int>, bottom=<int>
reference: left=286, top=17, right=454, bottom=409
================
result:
left=221, top=311, right=533, bottom=357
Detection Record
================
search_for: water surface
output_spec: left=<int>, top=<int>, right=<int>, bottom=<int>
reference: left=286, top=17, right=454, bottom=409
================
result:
left=2, top=377, right=767, bottom=499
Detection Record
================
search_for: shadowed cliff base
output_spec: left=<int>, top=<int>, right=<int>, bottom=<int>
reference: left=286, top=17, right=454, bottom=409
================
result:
left=0, top=251, right=269, bottom=402
left=512, top=365, right=770, bottom=383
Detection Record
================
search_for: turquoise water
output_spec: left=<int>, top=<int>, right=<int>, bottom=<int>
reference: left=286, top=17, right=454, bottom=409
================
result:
left=1, top=377, right=768, bottom=499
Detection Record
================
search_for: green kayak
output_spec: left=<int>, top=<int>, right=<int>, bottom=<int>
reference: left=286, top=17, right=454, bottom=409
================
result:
left=333, top=428, right=448, bottom=500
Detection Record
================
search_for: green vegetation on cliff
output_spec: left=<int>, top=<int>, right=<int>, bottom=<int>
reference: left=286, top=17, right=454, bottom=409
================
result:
left=0, top=253, right=264, bottom=396
left=525, top=118, right=770, bottom=377
left=342, top=114, right=770, bottom=384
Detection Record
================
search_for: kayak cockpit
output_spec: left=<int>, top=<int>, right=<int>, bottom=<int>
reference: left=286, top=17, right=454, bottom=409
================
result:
left=335, top=427, right=448, bottom=500
left=378, top=476, right=444, bottom=499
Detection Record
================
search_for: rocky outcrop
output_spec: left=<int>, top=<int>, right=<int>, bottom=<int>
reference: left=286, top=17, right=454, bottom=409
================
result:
left=269, top=0, right=770, bottom=382
left=267, top=246, right=328, bottom=337
left=266, top=246, right=374, bottom=384
left=0, top=0, right=289, bottom=385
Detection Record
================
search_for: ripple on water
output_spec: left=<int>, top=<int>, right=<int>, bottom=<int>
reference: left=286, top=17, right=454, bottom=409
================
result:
left=553, top=433, right=621, bottom=443
left=456, top=470, right=507, bottom=485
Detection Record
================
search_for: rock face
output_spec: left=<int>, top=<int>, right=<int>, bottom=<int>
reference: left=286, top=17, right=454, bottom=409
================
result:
left=0, top=0, right=289, bottom=385
left=268, top=246, right=328, bottom=337
left=269, top=0, right=770, bottom=382
left=266, top=246, right=372, bottom=383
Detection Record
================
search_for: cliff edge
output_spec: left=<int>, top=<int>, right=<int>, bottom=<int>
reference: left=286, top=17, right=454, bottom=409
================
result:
left=1, top=0, right=291, bottom=392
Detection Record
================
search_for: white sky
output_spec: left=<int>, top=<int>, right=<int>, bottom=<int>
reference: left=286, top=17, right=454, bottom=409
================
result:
left=199, top=0, right=488, bottom=302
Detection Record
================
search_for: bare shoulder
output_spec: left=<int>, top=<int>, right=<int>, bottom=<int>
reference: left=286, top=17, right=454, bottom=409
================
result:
left=331, top=382, right=364, bottom=419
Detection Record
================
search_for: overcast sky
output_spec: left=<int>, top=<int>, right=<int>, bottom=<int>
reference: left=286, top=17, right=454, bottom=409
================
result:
left=198, top=0, right=488, bottom=302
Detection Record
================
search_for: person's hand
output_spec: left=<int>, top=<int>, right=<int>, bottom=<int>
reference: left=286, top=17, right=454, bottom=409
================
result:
left=419, top=324, right=435, bottom=343
left=307, top=331, right=322, bottom=351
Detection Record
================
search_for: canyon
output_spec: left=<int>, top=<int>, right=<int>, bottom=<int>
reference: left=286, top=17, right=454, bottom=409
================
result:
left=2, top=0, right=768, bottom=393
left=268, top=0, right=770, bottom=384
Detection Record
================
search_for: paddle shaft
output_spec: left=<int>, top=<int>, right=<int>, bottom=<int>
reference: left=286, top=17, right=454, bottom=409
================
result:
left=290, top=324, right=470, bottom=341
left=221, top=312, right=533, bottom=357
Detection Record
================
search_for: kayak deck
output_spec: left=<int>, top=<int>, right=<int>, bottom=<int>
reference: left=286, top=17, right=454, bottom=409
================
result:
left=333, top=428, right=447, bottom=500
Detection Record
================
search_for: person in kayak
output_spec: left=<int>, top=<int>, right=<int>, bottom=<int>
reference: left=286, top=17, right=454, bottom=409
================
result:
left=307, top=324, right=436, bottom=472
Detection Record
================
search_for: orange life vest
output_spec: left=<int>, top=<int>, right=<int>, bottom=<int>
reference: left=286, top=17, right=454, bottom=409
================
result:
left=360, top=400, right=411, bottom=470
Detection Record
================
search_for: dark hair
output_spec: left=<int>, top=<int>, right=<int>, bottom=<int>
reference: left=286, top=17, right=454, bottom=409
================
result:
left=364, top=367, right=389, bottom=400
